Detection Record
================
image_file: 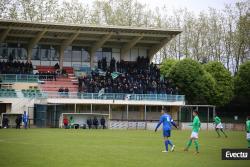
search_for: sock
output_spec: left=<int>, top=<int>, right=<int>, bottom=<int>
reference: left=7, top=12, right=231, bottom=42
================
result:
left=186, top=139, right=192, bottom=149
left=164, top=140, right=169, bottom=151
left=168, top=140, right=173, bottom=147
left=216, top=130, right=220, bottom=137
left=248, top=140, right=250, bottom=148
left=221, top=130, right=227, bottom=137
left=194, top=140, right=199, bottom=152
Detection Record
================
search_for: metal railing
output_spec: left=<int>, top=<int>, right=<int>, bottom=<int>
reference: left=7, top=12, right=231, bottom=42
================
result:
left=0, top=74, right=55, bottom=83
left=41, top=92, right=185, bottom=102
left=0, top=90, right=185, bottom=102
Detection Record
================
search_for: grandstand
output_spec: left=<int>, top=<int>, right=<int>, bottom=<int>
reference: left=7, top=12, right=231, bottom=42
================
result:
left=0, top=19, right=198, bottom=129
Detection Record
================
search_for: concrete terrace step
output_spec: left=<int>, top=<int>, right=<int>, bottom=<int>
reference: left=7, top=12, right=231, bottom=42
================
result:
left=55, top=78, right=73, bottom=82
left=69, top=76, right=77, bottom=79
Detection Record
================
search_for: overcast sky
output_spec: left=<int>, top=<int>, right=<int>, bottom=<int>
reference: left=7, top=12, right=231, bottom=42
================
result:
left=74, top=0, right=244, bottom=14
left=136, top=0, right=240, bottom=14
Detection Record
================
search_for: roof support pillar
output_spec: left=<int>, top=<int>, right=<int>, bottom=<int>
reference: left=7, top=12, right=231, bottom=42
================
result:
left=89, top=33, right=112, bottom=69
left=27, top=47, right=32, bottom=62
left=59, top=46, right=64, bottom=71
left=27, top=29, right=47, bottom=61
left=91, top=33, right=112, bottom=53
left=89, top=51, right=95, bottom=69
left=61, top=31, right=80, bottom=48
left=0, top=27, right=11, bottom=43
left=148, top=35, right=172, bottom=62
left=120, top=35, right=143, bottom=60
left=58, top=31, right=80, bottom=70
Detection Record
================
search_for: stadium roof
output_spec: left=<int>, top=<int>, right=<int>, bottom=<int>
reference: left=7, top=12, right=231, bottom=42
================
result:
left=0, top=19, right=181, bottom=57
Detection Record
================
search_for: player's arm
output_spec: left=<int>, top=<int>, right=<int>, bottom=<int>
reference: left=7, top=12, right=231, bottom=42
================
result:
left=155, top=117, right=163, bottom=132
left=170, top=118, right=178, bottom=128
left=198, top=118, right=201, bottom=131
left=189, top=118, right=196, bottom=127
left=217, top=117, right=221, bottom=123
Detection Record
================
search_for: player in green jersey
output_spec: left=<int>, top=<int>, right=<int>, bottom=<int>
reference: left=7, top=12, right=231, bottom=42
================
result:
left=214, top=114, right=227, bottom=138
left=184, top=110, right=200, bottom=153
left=246, top=116, right=250, bottom=148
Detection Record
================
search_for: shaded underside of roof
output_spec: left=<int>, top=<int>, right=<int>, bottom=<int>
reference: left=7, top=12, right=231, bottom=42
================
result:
left=0, top=19, right=182, bottom=50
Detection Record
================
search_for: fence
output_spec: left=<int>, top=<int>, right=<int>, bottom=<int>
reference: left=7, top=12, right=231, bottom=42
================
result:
left=0, top=74, right=55, bottom=83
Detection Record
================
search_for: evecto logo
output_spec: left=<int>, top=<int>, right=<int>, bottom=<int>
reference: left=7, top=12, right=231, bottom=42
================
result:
left=222, top=149, right=250, bottom=160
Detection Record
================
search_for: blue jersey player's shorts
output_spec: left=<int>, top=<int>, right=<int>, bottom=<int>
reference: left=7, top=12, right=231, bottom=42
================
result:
left=163, top=130, right=171, bottom=137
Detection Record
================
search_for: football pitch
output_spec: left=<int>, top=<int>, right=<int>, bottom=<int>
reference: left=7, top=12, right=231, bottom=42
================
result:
left=0, top=129, right=248, bottom=167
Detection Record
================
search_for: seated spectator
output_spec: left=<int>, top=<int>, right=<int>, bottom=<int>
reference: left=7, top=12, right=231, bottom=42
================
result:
left=58, top=87, right=64, bottom=93
left=58, top=87, right=64, bottom=97
left=64, top=87, right=69, bottom=97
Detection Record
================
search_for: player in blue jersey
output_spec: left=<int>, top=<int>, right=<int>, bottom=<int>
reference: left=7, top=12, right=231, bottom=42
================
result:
left=155, top=108, right=178, bottom=153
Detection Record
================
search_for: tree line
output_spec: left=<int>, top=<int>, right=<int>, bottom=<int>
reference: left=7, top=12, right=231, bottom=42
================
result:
left=0, top=0, right=249, bottom=74
left=160, top=58, right=250, bottom=108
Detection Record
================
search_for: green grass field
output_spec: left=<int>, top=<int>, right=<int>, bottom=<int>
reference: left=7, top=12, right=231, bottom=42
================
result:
left=0, top=129, right=248, bottom=167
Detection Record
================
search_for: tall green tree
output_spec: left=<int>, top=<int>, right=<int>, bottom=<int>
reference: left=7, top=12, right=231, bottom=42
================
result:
left=168, top=59, right=217, bottom=104
left=234, top=61, right=250, bottom=104
left=160, top=59, right=178, bottom=77
left=204, top=61, right=234, bottom=106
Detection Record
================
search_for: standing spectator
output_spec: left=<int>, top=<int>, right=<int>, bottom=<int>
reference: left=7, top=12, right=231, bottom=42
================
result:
left=54, top=63, right=60, bottom=70
left=63, top=116, right=69, bottom=129
left=100, top=117, right=106, bottom=129
left=15, top=115, right=22, bottom=129
left=87, top=118, right=92, bottom=129
left=2, top=115, right=9, bottom=128
left=53, top=71, right=57, bottom=81
left=23, top=111, right=29, bottom=129
left=93, top=117, right=99, bottom=129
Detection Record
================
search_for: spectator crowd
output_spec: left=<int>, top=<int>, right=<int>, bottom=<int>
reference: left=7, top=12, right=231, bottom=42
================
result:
left=78, top=56, right=178, bottom=94
left=0, top=60, right=33, bottom=74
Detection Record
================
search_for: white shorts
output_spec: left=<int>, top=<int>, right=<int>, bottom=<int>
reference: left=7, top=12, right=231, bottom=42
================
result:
left=190, top=132, right=199, bottom=139
left=247, top=133, right=250, bottom=140
left=216, top=123, right=223, bottom=129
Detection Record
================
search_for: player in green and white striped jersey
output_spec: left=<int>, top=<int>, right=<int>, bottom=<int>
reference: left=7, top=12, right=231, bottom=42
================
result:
left=246, top=116, right=250, bottom=148
left=214, top=114, right=227, bottom=138
left=184, top=110, right=200, bottom=153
